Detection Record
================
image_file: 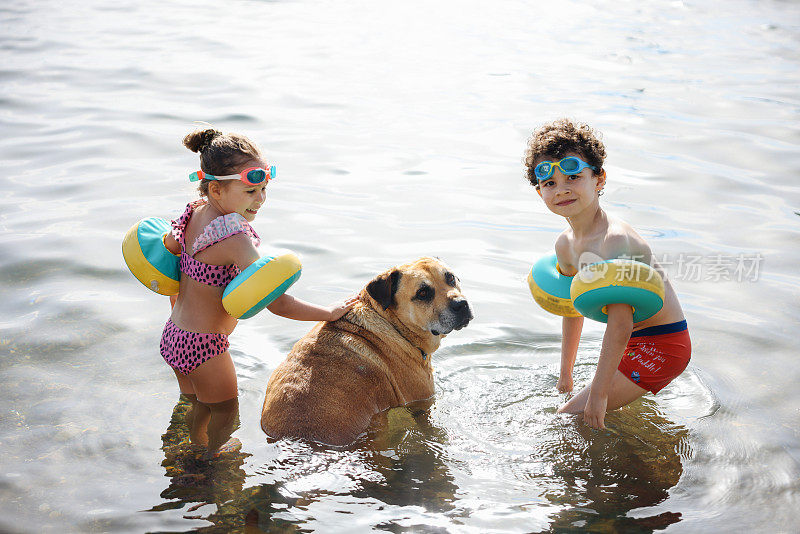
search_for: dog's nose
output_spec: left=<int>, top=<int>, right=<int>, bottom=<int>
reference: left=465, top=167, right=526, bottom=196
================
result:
left=449, top=298, right=468, bottom=313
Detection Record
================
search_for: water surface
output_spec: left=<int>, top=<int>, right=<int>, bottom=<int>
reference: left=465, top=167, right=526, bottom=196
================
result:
left=1, top=0, right=799, bottom=532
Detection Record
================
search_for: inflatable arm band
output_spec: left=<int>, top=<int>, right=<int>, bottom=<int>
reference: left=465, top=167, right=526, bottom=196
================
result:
left=529, top=254, right=666, bottom=323
left=122, top=217, right=180, bottom=296
left=222, top=253, right=302, bottom=319
left=528, top=254, right=581, bottom=317
left=570, top=259, right=665, bottom=323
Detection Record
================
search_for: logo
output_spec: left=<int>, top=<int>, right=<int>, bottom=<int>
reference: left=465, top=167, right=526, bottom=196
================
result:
left=631, top=371, right=640, bottom=383
left=576, top=252, right=608, bottom=283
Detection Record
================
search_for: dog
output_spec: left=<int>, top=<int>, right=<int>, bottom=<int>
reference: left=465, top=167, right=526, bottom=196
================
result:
left=261, top=257, right=473, bottom=446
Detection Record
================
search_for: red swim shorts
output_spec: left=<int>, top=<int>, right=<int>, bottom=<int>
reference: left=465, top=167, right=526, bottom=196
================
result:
left=618, top=320, right=691, bottom=394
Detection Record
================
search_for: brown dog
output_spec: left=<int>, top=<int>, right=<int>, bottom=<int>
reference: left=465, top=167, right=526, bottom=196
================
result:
left=261, top=257, right=473, bottom=446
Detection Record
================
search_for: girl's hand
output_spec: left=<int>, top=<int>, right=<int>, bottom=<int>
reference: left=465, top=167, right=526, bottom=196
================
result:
left=556, top=372, right=573, bottom=394
left=583, top=391, right=608, bottom=429
left=327, top=295, right=360, bottom=321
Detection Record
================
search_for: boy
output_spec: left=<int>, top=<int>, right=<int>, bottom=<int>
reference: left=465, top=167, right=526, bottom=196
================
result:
left=524, top=118, right=690, bottom=429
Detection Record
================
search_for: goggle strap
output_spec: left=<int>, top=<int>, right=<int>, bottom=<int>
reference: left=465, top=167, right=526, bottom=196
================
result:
left=188, top=166, right=276, bottom=183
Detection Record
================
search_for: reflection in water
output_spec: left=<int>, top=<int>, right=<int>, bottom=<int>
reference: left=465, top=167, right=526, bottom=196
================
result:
left=148, top=382, right=691, bottom=532
left=149, top=396, right=458, bottom=532
left=149, top=396, right=252, bottom=532
left=435, top=345, right=693, bottom=532
left=241, top=401, right=459, bottom=532
left=541, top=398, right=688, bottom=532
left=353, top=399, right=459, bottom=515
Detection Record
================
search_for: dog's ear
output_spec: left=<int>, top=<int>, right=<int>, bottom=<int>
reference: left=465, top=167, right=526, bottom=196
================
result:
left=366, top=269, right=401, bottom=310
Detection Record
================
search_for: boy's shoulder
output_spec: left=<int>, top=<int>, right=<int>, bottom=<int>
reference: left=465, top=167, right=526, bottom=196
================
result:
left=554, top=228, right=575, bottom=256
left=554, top=230, right=579, bottom=273
left=603, top=215, right=650, bottom=259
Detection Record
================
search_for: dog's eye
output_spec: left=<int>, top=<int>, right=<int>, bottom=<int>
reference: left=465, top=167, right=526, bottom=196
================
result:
left=444, top=272, right=456, bottom=287
left=414, top=285, right=434, bottom=301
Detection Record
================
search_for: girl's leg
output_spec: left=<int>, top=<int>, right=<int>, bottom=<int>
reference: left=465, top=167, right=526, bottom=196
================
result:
left=558, top=370, right=648, bottom=414
left=188, top=351, right=239, bottom=454
left=172, top=368, right=210, bottom=445
left=172, top=367, right=195, bottom=396
left=204, top=397, right=239, bottom=452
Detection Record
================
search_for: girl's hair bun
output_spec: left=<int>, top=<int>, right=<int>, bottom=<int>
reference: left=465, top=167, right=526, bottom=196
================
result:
left=183, top=128, right=222, bottom=153
left=182, top=127, right=263, bottom=197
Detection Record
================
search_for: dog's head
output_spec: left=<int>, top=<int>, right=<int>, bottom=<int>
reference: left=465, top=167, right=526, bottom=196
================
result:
left=365, top=257, right=473, bottom=342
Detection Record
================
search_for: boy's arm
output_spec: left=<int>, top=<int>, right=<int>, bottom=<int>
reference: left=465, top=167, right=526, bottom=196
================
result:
left=584, top=302, right=633, bottom=429
left=559, top=315, right=583, bottom=393
left=554, top=233, right=581, bottom=393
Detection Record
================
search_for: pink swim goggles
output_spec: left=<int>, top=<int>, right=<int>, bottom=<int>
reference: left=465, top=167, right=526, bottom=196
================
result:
left=189, top=166, right=276, bottom=185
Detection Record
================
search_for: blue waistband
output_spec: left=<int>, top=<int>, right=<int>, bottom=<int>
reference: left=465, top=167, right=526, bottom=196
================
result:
left=630, top=320, right=687, bottom=338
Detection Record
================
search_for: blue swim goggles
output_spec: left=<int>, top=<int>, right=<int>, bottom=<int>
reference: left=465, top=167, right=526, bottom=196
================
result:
left=534, top=157, right=597, bottom=181
left=189, top=166, right=276, bottom=185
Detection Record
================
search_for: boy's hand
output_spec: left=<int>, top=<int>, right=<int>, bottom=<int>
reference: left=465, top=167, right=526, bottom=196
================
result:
left=583, top=391, right=607, bottom=429
left=327, top=295, right=360, bottom=321
left=556, top=373, right=573, bottom=394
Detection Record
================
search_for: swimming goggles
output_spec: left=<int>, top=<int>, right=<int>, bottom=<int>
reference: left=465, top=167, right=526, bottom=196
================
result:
left=534, top=157, right=597, bottom=181
left=189, top=166, right=276, bottom=185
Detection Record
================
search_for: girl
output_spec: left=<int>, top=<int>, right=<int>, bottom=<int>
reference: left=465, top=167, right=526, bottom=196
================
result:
left=162, top=128, right=358, bottom=455
left=523, top=119, right=690, bottom=430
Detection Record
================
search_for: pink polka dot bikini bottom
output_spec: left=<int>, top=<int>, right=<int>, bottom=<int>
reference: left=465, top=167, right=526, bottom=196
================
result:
left=159, top=319, right=230, bottom=375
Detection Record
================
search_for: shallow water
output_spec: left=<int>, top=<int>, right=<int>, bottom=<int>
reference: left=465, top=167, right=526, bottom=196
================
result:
left=2, top=0, right=800, bottom=532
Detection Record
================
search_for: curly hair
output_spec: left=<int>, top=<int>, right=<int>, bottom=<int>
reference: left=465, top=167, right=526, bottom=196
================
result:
left=183, top=128, right=263, bottom=196
left=523, top=118, right=606, bottom=188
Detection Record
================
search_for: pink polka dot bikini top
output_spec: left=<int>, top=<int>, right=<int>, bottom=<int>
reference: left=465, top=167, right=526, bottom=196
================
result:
left=171, top=200, right=261, bottom=287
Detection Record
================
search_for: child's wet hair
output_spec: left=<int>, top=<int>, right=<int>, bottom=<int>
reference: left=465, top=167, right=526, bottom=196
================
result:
left=523, top=118, right=606, bottom=188
left=183, top=128, right=263, bottom=196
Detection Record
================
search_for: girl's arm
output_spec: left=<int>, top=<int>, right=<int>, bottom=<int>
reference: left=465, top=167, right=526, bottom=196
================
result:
left=267, top=294, right=359, bottom=322
left=164, top=232, right=182, bottom=255
left=559, top=315, right=583, bottom=393
left=583, top=302, right=633, bottom=429
left=164, top=233, right=181, bottom=308
left=220, top=235, right=359, bottom=321
left=216, top=234, right=358, bottom=321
